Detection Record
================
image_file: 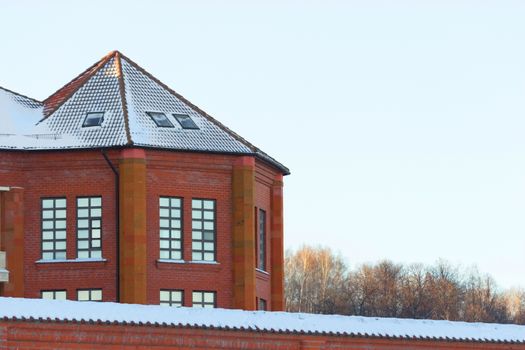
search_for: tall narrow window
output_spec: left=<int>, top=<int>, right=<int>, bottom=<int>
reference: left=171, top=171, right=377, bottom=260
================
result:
left=192, top=291, right=216, bottom=308
left=159, top=197, right=183, bottom=260
left=77, top=197, right=102, bottom=259
left=257, top=298, right=267, bottom=311
left=191, top=199, right=216, bottom=261
left=258, top=209, right=266, bottom=271
left=160, top=290, right=184, bottom=307
left=41, top=290, right=67, bottom=300
left=77, top=289, right=102, bottom=302
left=41, top=198, right=67, bottom=260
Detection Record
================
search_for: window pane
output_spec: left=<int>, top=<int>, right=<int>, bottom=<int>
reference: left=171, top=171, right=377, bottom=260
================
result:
left=192, top=292, right=202, bottom=303
left=42, top=221, right=54, bottom=229
left=173, top=114, right=199, bottom=129
left=56, top=220, right=66, bottom=229
left=55, top=291, right=67, bottom=300
left=204, top=293, right=214, bottom=303
left=90, top=197, right=102, bottom=207
left=160, top=291, right=170, bottom=301
left=91, top=290, right=102, bottom=301
left=82, top=112, right=104, bottom=127
left=55, top=199, right=66, bottom=208
left=159, top=197, right=170, bottom=207
left=42, top=210, right=54, bottom=219
left=92, top=229, right=101, bottom=238
left=77, top=198, right=89, bottom=207
left=148, top=112, right=174, bottom=127
left=43, top=231, right=54, bottom=240
left=77, top=290, right=89, bottom=301
left=42, top=200, right=54, bottom=209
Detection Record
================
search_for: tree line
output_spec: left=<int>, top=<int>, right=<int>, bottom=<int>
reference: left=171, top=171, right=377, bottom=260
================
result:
left=285, top=245, right=525, bottom=324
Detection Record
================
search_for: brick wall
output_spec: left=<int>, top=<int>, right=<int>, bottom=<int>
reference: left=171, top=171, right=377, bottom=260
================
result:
left=0, top=320, right=522, bottom=350
left=0, top=148, right=284, bottom=309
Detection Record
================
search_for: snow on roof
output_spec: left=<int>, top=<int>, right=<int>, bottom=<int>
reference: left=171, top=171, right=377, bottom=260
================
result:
left=0, top=297, right=524, bottom=343
left=0, top=86, right=43, bottom=135
left=0, top=51, right=289, bottom=174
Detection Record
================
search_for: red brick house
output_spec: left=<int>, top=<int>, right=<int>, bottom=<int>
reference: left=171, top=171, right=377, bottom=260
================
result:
left=0, top=51, right=288, bottom=311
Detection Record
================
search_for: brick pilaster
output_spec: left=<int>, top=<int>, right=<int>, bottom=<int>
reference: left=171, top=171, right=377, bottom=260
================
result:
left=0, top=187, right=25, bottom=297
left=270, top=174, right=284, bottom=311
left=232, top=156, right=256, bottom=310
left=119, top=149, right=147, bottom=304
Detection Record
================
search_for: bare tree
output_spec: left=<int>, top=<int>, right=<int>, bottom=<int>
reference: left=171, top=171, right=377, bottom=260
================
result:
left=285, top=245, right=524, bottom=325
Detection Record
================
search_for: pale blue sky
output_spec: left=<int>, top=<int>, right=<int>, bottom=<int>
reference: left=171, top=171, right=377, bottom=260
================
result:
left=2, top=1, right=525, bottom=288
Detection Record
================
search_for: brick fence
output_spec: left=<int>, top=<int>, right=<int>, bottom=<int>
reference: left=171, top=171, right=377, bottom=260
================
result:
left=0, top=320, right=524, bottom=350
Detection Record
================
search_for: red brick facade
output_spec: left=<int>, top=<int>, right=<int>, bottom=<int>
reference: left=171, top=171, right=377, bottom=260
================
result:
left=0, top=320, right=522, bottom=350
left=0, top=147, right=284, bottom=310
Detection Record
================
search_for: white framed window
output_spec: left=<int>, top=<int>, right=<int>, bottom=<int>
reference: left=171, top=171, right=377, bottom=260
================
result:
left=257, top=209, right=266, bottom=271
left=159, top=197, right=183, bottom=260
left=160, top=289, right=184, bottom=307
left=192, top=291, right=216, bottom=308
left=77, top=197, right=102, bottom=259
left=41, top=290, right=67, bottom=300
left=41, top=198, right=67, bottom=260
left=191, top=199, right=216, bottom=261
left=77, top=289, right=102, bottom=302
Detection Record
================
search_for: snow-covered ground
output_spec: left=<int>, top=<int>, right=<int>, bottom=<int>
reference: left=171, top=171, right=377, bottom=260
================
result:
left=0, top=297, right=524, bottom=343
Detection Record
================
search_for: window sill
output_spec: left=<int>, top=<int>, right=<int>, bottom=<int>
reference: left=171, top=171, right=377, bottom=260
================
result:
left=157, top=259, right=185, bottom=264
left=156, top=259, right=221, bottom=270
left=36, top=258, right=107, bottom=264
left=256, top=268, right=270, bottom=282
left=255, top=268, right=269, bottom=276
left=157, top=259, right=219, bottom=265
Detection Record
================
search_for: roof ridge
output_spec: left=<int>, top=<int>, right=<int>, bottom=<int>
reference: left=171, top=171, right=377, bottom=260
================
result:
left=42, top=51, right=117, bottom=118
left=0, top=85, right=42, bottom=104
left=118, top=53, right=260, bottom=153
left=114, top=52, right=133, bottom=145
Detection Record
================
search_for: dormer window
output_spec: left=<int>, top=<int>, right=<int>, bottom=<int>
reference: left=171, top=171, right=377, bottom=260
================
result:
left=147, top=112, right=174, bottom=128
left=82, top=112, right=104, bottom=127
left=174, top=114, right=199, bottom=130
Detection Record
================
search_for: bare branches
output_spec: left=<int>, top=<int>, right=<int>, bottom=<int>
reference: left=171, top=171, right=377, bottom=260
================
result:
left=285, top=246, right=524, bottom=325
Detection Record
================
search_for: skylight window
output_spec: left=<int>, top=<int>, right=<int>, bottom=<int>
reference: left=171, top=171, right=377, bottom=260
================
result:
left=82, top=112, right=104, bottom=127
left=147, top=112, right=174, bottom=128
left=174, top=114, right=199, bottom=130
